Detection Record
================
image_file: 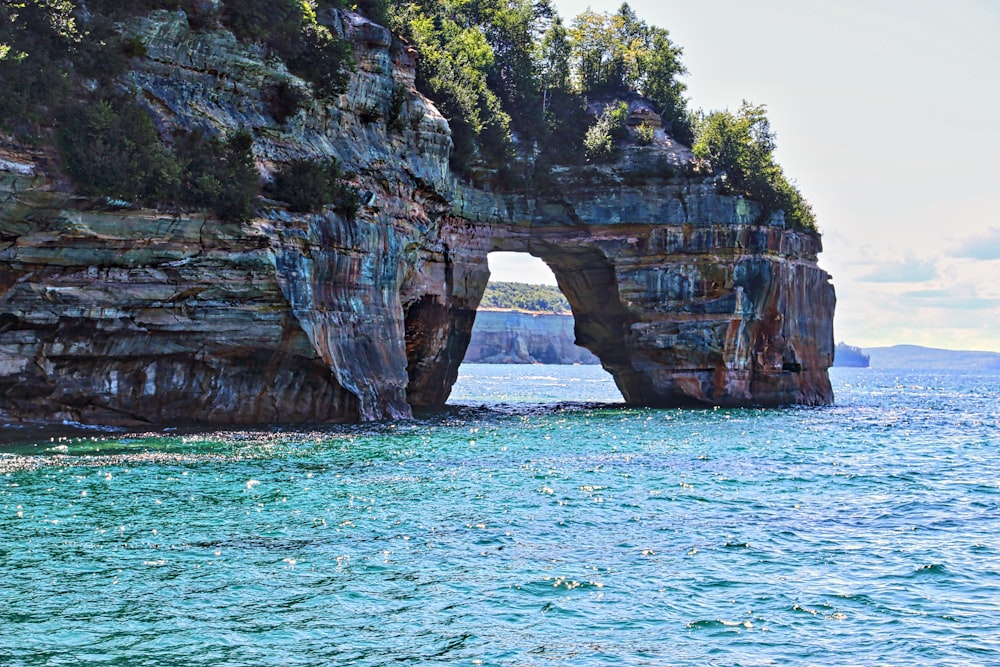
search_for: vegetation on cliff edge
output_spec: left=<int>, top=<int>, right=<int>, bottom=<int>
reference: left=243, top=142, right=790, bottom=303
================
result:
left=692, top=101, right=817, bottom=230
left=0, top=0, right=365, bottom=220
left=0, top=0, right=819, bottom=231
left=388, top=1, right=691, bottom=173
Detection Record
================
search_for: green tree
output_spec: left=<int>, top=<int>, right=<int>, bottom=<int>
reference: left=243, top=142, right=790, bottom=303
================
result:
left=391, top=2, right=513, bottom=171
left=571, top=8, right=624, bottom=92
left=57, top=98, right=181, bottom=204
left=478, top=0, right=546, bottom=144
left=538, top=15, right=572, bottom=100
left=693, top=101, right=816, bottom=231
left=174, top=129, right=260, bottom=221
left=640, top=27, right=691, bottom=143
left=221, top=0, right=352, bottom=98
left=535, top=15, right=588, bottom=164
left=221, top=0, right=302, bottom=44
left=568, top=3, right=691, bottom=143
left=480, top=281, right=570, bottom=312
left=583, top=101, right=628, bottom=161
left=271, top=156, right=359, bottom=217
left=353, top=0, right=390, bottom=24
left=0, top=0, right=78, bottom=131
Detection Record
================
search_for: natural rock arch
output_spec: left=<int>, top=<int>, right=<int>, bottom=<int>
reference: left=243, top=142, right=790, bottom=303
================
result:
left=402, top=171, right=836, bottom=411
left=0, top=11, right=834, bottom=427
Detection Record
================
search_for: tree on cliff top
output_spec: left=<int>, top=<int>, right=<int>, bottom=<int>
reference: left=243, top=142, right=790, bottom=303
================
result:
left=570, top=3, right=692, bottom=144
left=388, top=1, right=691, bottom=170
left=390, top=0, right=548, bottom=172
left=692, top=101, right=817, bottom=231
left=1, top=0, right=819, bottom=233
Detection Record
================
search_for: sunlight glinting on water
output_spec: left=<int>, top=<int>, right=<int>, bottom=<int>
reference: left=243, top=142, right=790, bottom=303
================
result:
left=1, top=366, right=998, bottom=666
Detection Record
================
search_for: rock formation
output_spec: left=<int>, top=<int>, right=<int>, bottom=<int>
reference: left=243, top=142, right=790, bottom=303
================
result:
left=465, top=310, right=599, bottom=365
left=833, top=342, right=870, bottom=368
left=0, top=10, right=835, bottom=426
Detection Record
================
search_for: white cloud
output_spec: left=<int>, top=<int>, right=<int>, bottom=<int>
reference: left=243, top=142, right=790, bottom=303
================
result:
left=950, top=227, right=1000, bottom=260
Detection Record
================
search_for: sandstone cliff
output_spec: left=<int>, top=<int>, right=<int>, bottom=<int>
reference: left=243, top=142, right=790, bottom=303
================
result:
left=465, top=310, right=599, bottom=365
left=0, top=10, right=835, bottom=426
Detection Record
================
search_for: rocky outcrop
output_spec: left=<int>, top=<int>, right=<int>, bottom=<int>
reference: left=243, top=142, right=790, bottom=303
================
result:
left=0, top=10, right=835, bottom=426
left=833, top=342, right=870, bottom=368
left=2, top=10, right=447, bottom=424
left=465, top=310, right=599, bottom=365
left=411, top=169, right=835, bottom=408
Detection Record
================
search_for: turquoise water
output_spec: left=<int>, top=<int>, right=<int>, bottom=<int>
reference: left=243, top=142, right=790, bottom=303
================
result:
left=1, top=365, right=998, bottom=666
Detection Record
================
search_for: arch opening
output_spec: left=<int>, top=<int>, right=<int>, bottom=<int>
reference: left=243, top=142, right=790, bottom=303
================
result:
left=452, top=251, right=624, bottom=404
left=462, top=252, right=601, bottom=366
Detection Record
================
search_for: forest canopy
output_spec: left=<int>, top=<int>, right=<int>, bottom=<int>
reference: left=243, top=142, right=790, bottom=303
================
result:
left=0, top=0, right=817, bottom=231
left=388, top=0, right=693, bottom=169
left=480, top=282, right=571, bottom=313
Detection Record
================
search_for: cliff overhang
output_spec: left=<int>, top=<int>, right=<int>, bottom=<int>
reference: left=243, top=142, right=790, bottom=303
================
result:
left=0, top=10, right=835, bottom=426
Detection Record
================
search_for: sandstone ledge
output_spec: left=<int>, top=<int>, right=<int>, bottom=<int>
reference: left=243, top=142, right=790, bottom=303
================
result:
left=0, top=10, right=835, bottom=425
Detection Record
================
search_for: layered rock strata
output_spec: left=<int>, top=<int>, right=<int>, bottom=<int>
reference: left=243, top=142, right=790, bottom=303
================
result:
left=0, top=10, right=835, bottom=426
left=465, top=310, right=599, bottom=365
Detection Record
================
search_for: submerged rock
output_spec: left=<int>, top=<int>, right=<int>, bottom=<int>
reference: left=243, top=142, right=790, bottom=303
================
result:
left=0, top=10, right=834, bottom=426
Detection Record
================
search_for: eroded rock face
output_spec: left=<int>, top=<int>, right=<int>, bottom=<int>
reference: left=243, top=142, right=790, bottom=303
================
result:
left=0, top=189, right=360, bottom=425
left=0, top=10, right=834, bottom=426
left=412, top=168, right=836, bottom=408
left=465, top=311, right=599, bottom=365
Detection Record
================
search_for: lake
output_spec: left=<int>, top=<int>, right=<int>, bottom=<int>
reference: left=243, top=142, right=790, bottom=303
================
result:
left=1, top=365, right=998, bottom=665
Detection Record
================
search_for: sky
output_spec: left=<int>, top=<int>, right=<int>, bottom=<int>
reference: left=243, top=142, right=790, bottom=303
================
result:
left=488, top=0, right=1000, bottom=352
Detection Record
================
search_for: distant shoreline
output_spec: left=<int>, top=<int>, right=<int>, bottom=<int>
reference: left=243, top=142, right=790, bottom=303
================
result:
left=852, top=344, right=1000, bottom=372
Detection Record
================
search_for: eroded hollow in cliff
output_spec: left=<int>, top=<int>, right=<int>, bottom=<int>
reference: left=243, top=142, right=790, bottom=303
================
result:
left=461, top=252, right=605, bottom=366
left=403, top=247, right=631, bottom=408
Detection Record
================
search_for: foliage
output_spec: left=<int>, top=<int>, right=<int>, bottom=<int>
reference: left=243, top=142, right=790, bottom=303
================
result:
left=0, top=0, right=81, bottom=133
left=538, top=15, right=572, bottom=95
left=533, top=16, right=588, bottom=166
left=68, top=0, right=355, bottom=99
left=635, top=121, right=655, bottom=146
left=692, top=101, right=817, bottom=231
left=221, top=0, right=302, bottom=44
left=388, top=82, right=407, bottom=131
left=271, top=157, right=359, bottom=217
left=569, top=3, right=691, bottom=142
left=355, top=0, right=390, bottom=24
left=641, top=27, right=693, bottom=144
left=359, top=104, right=382, bottom=124
left=0, top=0, right=359, bottom=222
left=265, top=79, right=308, bottom=125
left=391, top=2, right=517, bottom=171
left=220, top=0, right=353, bottom=98
left=57, top=96, right=259, bottom=220
left=387, top=1, right=695, bottom=171
left=173, top=129, right=260, bottom=221
left=84, top=0, right=199, bottom=20
left=583, top=101, right=628, bottom=161
left=1, top=0, right=816, bottom=232
left=284, top=21, right=353, bottom=99
left=57, top=97, right=180, bottom=204
left=480, top=281, right=570, bottom=313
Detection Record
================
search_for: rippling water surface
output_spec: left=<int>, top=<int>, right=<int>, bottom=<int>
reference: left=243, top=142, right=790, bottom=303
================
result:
left=2, top=365, right=998, bottom=666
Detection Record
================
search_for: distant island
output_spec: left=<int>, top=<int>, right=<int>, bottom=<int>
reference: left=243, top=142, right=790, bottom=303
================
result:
left=475, top=288, right=1000, bottom=372
left=468, top=282, right=597, bottom=364
left=834, top=342, right=870, bottom=367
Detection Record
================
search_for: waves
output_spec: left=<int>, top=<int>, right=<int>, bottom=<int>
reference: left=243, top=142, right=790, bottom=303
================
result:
left=0, top=367, right=998, bottom=665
